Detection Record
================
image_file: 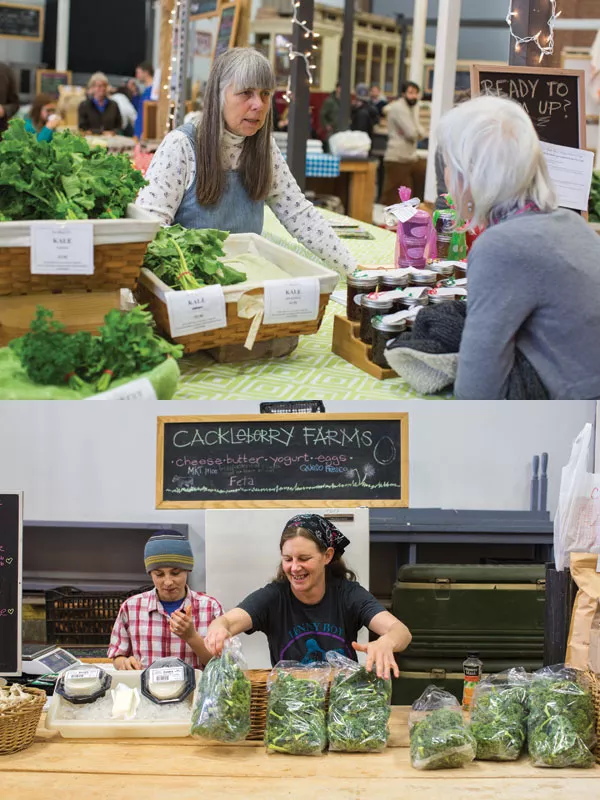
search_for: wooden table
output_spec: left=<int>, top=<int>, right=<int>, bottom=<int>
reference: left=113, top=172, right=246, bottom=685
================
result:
left=306, top=159, right=378, bottom=225
left=0, top=707, right=598, bottom=799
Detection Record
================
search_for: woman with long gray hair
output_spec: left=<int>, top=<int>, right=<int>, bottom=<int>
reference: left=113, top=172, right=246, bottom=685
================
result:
left=137, top=48, right=356, bottom=275
left=436, top=94, right=600, bottom=400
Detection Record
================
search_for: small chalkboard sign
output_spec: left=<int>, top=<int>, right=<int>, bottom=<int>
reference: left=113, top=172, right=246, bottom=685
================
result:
left=213, top=3, right=239, bottom=60
left=190, top=0, right=218, bottom=18
left=0, top=2, right=43, bottom=41
left=471, top=65, right=586, bottom=149
left=157, top=414, right=409, bottom=508
left=0, top=492, right=23, bottom=676
left=36, top=69, right=72, bottom=98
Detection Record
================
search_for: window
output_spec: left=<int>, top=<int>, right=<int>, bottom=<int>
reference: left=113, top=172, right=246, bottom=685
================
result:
left=255, top=33, right=271, bottom=61
left=354, top=40, right=367, bottom=86
left=370, top=43, right=382, bottom=87
left=384, top=47, right=396, bottom=95
left=275, top=34, right=291, bottom=88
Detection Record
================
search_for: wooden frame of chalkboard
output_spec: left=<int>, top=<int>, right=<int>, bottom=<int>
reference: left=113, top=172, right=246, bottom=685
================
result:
left=156, top=413, right=409, bottom=509
left=0, top=2, right=43, bottom=41
left=471, top=64, right=587, bottom=150
left=190, top=0, right=218, bottom=20
left=0, top=491, right=23, bottom=677
left=36, top=69, right=72, bottom=97
left=212, top=2, right=240, bottom=62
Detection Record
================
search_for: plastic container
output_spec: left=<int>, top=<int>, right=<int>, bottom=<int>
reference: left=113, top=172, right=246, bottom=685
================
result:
left=45, top=669, right=201, bottom=738
left=346, top=274, right=379, bottom=322
left=141, top=657, right=196, bottom=705
left=371, top=317, right=407, bottom=368
left=55, top=666, right=112, bottom=705
left=359, top=296, right=394, bottom=345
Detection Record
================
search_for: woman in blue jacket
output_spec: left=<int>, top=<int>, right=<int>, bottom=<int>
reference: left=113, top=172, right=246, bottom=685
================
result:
left=25, top=93, right=61, bottom=142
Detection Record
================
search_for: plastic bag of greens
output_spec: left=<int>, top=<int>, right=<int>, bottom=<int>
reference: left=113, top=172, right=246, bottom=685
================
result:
left=409, top=686, right=476, bottom=770
left=190, top=637, right=251, bottom=742
left=527, top=664, right=596, bottom=768
left=265, top=661, right=330, bottom=755
left=470, top=667, right=530, bottom=761
left=326, top=651, right=392, bottom=753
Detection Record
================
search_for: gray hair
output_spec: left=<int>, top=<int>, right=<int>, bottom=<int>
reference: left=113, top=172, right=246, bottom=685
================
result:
left=437, top=95, right=558, bottom=228
left=195, top=48, right=276, bottom=206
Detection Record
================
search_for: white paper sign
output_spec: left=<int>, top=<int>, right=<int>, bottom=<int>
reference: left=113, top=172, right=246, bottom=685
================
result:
left=166, top=285, right=227, bottom=336
left=540, top=142, right=594, bottom=211
left=150, top=667, right=185, bottom=684
left=67, top=668, right=100, bottom=680
left=31, top=222, right=94, bottom=275
left=263, top=277, right=320, bottom=324
left=86, top=378, right=157, bottom=401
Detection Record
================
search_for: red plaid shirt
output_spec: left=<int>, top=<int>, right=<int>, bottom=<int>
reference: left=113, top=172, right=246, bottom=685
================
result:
left=107, top=588, right=223, bottom=670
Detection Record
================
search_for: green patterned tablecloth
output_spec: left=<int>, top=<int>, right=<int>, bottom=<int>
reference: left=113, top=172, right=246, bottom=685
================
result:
left=174, top=208, right=452, bottom=401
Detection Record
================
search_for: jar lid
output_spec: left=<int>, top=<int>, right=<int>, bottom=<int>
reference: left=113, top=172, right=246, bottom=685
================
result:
left=429, top=294, right=455, bottom=304
left=409, top=272, right=437, bottom=286
left=433, top=263, right=455, bottom=276
left=372, top=317, right=407, bottom=333
left=380, top=273, right=410, bottom=287
left=348, top=274, right=380, bottom=287
left=400, top=295, right=429, bottom=308
left=362, top=295, right=394, bottom=310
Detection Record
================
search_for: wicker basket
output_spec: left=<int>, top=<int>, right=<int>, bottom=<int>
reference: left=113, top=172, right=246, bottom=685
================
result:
left=135, top=282, right=330, bottom=353
left=0, top=687, right=46, bottom=755
left=586, top=670, right=600, bottom=761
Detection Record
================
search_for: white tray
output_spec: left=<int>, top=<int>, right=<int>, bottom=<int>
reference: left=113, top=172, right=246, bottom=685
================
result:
left=137, top=231, right=340, bottom=306
left=0, top=204, right=161, bottom=248
left=45, top=669, right=200, bottom=738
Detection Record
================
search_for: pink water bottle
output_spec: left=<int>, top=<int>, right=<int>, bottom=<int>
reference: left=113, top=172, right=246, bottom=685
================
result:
left=394, top=186, right=436, bottom=269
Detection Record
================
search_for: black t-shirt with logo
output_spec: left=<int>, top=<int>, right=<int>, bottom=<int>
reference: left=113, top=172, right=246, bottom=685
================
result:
left=238, top=577, right=385, bottom=666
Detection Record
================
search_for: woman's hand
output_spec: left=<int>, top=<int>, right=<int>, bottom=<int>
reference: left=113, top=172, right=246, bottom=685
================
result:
left=114, top=655, right=143, bottom=670
left=352, top=637, right=400, bottom=681
left=169, top=605, right=195, bottom=642
left=46, top=114, right=61, bottom=130
left=204, top=619, right=232, bottom=657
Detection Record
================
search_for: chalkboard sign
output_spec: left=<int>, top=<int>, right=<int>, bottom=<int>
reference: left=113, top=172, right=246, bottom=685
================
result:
left=0, top=2, right=43, bottom=41
left=190, top=0, right=218, bottom=18
left=471, top=65, right=586, bottom=149
left=0, top=492, right=23, bottom=676
left=157, top=414, right=409, bottom=508
left=213, top=3, right=239, bottom=60
left=36, top=69, right=72, bottom=98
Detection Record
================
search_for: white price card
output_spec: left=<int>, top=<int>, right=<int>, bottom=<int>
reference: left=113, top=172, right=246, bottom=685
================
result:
left=540, top=142, right=594, bottom=211
left=150, top=667, right=185, bottom=684
left=263, top=277, right=320, bottom=324
left=86, top=377, right=157, bottom=401
left=30, top=222, right=94, bottom=275
left=67, top=669, right=100, bottom=680
left=166, top=285, right=227, bottom=337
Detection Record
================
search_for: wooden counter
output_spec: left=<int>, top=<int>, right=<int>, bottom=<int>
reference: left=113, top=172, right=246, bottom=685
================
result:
left=0, top=707, right=598, bottom=799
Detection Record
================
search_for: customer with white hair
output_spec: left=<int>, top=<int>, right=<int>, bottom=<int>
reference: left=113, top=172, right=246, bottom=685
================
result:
left=136, top=48, right=356, bottom=275
left=78, top=72, right=122, bottom=134
left=437, top=95, right=600, bottom=400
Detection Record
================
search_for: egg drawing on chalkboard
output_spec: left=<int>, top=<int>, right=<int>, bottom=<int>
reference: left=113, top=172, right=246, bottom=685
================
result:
left=373, top=436, right=397, bottom=466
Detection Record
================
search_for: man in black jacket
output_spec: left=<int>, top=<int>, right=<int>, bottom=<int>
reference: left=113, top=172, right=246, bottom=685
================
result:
left=0, top=62, right=20, bottom=135
left=350, top=83, right=378, bottom=141
left=79, top=71, right=122, bottom=134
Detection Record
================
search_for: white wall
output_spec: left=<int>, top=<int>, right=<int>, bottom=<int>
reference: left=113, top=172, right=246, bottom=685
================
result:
left=0, top=400, right=594, bottom=590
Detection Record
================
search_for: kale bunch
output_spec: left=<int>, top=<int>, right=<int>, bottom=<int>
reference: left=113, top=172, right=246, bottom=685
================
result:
left=191, top=645, right=251, bottom=743
left=0, top=118, right=146, bottom=221
left=410, top=708, right=477, bottom=770
left=265, top=669, right=328, bottom=755
left=471, top=682, right=529, bottom=761
left=527, top=673, right=596, bottom=768
left=143, top=225, right=246, bottom=290
left=327, top=658, right=392, bottom=753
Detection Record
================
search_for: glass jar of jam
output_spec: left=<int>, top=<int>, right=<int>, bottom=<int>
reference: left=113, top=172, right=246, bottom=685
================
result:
left=431, top=262, right=455, bottom=281
left=347, top=274, right=380, bottom=322
left=454, top=263, right=467, bottom=281
left=380, top=271, right=410, bottom=292
left=371, top=317, right=408, bottom=368
left=428, top=293, right=455, bottom=305
left=359, top=296, right=394, bottom=345
left=399, top=294, right=429, bottom=311
left=409, top=270, right=437, bottom=288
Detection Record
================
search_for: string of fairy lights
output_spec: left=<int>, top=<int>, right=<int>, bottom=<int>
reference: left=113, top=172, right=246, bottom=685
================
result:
left=506, top=0, right=562, bottom=62
left=283, top=0, right=319, bottom=103
left=162, top=0, right=184, bottom=135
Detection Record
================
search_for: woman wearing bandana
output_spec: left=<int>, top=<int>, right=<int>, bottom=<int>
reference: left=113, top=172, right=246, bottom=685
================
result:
left=204, top=514, right=411, bottom=680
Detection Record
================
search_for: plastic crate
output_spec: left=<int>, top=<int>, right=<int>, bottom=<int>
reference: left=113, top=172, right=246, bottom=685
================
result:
left=45, top=585, right=153, bottom=646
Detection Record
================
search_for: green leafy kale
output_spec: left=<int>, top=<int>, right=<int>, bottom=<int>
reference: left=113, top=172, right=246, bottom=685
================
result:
left=265, top=671, right=327, bottom=755
left=10, top=305, right=182, bottom=392
left=471, top=684, right=528, bottom=761
left=143, top=225, right=246, bottom=290
left=0, top=118, right=146, bottom=221
left=527, top=678, right=596, bottom=768
left=191, top=650, right=251, bottom=743
left=410, top=708, right=476, bottom=770
left=327, top=666, right=391, bottom=752
left=589, top=171, right=600, bottom=223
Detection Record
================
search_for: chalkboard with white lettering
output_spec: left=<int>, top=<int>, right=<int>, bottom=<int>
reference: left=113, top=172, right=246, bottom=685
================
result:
left=471, top=65, right=586, bottom=149
left=0, top=3, right=43, bottom=41
left=0, top=492, right=23, bottom=676
left=157, top=414, right=409, bottom=508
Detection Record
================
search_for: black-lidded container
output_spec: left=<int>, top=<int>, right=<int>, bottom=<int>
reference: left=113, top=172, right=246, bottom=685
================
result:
left=371, top=317, right=408, bottom=368
left=141, top=657, right=196, bottom=705
left=359, top=296, right=394, bottom=344
left=347, top=274, right=380, bottom=321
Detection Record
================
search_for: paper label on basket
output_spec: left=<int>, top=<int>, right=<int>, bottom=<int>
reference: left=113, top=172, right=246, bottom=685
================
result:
left=149, top=667, right=185, bottom=684
left=30, top=222, right=94, bottom=275
left=86, top=378, right=157, bottom=401
left=166, top=285, right=227, bottom=336
left=66, top=669, right=100, bottom=680
left=263, top=277, right=320, bottom=324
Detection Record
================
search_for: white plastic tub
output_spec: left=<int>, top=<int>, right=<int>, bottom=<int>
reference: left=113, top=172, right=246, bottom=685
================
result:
left=45, top=669, right=200, bottom=738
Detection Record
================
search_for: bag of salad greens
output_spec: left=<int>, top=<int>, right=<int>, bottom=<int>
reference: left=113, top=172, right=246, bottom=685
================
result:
left=470, top=667, right=530, bottom=761
left=265, top=661, right=330, bottom=755
left=409, top=686, right=476, bottom=770
left=326, top=651, right=391, bottom=753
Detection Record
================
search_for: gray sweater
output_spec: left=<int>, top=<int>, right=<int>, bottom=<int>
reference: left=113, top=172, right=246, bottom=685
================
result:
left=455, top=209, right=600, bottom=399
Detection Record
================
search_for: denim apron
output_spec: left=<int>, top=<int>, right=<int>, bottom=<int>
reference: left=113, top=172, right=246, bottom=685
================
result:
left=173, top=124, right=264, bottom=234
